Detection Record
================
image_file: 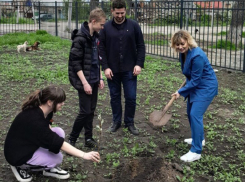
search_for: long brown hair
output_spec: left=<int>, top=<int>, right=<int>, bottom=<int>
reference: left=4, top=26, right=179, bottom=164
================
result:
left=21, top=85, right=66, bottom=113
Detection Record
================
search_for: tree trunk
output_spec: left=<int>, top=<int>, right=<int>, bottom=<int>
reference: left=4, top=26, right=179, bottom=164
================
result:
left=67, top=0, right=72, bottom=32
left=0, top=6, right=2, bottom=20
left=90, top=0, right=99, bottom=11
left=228, top=1, right=245, bottom=45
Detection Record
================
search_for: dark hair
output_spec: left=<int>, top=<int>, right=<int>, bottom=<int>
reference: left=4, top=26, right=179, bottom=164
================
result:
left=21, top=85, right=66, bottom=113
left=112, top=0, right=126, bottom=10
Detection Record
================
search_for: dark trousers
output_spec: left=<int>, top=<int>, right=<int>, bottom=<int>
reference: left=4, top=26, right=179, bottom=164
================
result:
left=107, top=71, right=137, bottom=127
left=69, top=82, right=98, bottom=141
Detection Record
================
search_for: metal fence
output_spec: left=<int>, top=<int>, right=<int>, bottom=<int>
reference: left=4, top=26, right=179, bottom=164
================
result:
left=0, top=0, right=245, bottom=71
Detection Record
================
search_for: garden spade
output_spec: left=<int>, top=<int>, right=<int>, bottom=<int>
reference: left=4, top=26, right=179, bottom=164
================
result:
left=149, top=80, right=186, bottom=127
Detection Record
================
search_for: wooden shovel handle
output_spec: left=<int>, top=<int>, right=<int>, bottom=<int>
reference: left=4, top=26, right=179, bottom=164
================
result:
left=161, top=80, right=186, bottom=115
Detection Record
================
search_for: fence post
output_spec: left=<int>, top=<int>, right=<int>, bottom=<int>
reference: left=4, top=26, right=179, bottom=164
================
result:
left=180, top=0, right=184, bottom=29
left=134, top=0, right=137, bottom=21
left=101, top=1, right=104, bottom=11
left=76, top=1, right=78, bottom=29
left=243, top=41, right=245, bottom=72
left=55, top=1, right=58, bottom=36
left=38, top=1, right=40, bottom=29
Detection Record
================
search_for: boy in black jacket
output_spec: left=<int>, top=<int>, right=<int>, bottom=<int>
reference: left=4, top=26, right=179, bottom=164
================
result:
left=68, top=8, right=106, bottom=148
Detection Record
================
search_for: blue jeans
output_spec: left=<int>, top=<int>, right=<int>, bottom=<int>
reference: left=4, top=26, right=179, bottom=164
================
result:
left=107, top=71, right=137, bottom=127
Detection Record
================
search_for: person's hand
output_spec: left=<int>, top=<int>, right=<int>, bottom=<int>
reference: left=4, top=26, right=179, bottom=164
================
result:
left=171, top=91, right=180, bottom=99
left=83, top=83, right=92, bottom=95
left=133, top=65, right=142, bottom=76
left=104, top=68, right=113, bottom=80
left=83, top=151, right=100, bottom=162
left=99, top=79, right=104, bottom=89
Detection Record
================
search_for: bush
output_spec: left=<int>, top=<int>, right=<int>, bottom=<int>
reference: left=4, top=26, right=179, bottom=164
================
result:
left=36, top=30, right=48, bottom=35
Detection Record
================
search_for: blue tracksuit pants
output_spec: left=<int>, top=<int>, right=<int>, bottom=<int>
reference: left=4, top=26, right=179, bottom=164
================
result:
left=187, top=99, right=213, bottom=154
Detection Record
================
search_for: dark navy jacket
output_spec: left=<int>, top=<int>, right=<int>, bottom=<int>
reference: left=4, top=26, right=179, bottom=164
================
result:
left=99, top=18, right=145, bottom=73
left=178, top=47, right=218, bottom=102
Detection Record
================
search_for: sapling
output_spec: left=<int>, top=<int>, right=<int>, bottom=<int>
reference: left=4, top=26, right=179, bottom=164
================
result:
left=96, top=113, right=104, bottom=153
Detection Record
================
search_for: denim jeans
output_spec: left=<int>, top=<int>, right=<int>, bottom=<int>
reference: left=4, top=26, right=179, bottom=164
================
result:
left=107, top=71, right=137, bottom=127
left=69, top=82, right=98, bottom=141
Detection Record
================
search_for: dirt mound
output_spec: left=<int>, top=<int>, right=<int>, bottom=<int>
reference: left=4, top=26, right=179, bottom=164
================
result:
left=112, top=157, right=182, bottom=182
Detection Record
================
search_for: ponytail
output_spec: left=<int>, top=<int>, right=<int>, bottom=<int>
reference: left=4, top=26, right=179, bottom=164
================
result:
left=21, top=90, right=42, bottom=111
left=21, top=86, right=66, bottom=112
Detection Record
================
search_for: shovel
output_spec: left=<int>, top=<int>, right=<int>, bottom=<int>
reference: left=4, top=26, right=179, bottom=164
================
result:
left=148, top=80, right=186, bottom=127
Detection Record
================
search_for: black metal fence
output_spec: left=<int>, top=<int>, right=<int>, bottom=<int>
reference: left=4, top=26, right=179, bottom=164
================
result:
left=0, top=0, right=245, bottom=71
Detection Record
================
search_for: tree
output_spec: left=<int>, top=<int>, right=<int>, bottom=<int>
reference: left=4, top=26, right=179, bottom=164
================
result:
left=228, top=1, right=245, bottom=45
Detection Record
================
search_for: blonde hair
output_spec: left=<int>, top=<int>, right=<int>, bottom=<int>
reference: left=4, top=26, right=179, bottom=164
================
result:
left=89, top=8, right=106, bottom=23
left=170, top=30, right=198, bottom=52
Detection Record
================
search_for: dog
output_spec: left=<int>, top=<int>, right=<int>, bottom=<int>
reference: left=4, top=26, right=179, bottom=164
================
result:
left=17, top=41, right=28, bottom=53
left=26, top=41, right=41, bottom=51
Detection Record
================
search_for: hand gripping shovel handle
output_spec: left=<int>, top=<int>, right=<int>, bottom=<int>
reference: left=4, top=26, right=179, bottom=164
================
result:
left=161, top=80, right=186, bottom=116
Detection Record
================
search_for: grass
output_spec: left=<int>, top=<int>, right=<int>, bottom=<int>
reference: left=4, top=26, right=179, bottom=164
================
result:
left=211, top=39, right=242, bottom=50
left=217, top=31, right=245, bottom=38
left=0, top=16, right=34, bottom=24
left=145, top=39, right=169, bottom=46
left=0, top=32, right=245, bottom=181
left=0, top=30, right=71, bottom=48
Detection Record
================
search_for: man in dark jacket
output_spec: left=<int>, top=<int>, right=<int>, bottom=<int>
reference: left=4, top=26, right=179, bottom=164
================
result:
left=68, top=8, right=106, bottom=148
left=99, top=0, right=145, bottom=135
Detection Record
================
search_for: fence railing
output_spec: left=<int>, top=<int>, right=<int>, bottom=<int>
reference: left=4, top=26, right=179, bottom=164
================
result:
left=0, top=0, right=245, bottom=72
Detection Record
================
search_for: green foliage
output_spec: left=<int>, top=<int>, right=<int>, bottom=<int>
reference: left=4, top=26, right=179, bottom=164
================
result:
left=145, top=39, right=169, bottom=46
left=217, top=31, right=227, bottom=36
left=242, top=32, right=245, bottom=38
left=0, top=31, right=71, bottom=48
left=219, top=87, right=238, bottom=104
left=212, top=39, right=237, bottom=50
left=36, top=30, right=48, bottom=35
left=0, top=16, right=34, bottom=24
left=63, top=0, right=90, bottom=20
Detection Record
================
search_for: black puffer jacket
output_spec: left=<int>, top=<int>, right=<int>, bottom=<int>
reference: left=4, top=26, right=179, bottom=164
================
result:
left=68, top=22, right=99, bottom=90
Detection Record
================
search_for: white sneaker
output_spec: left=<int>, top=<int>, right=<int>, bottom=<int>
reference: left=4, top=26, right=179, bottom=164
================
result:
left=10, top=165, right=32, bottom=182
left=184, top=138, right=205, bottom=146
left=43, top=167, right=70, bottom=179
left=180, top=151, right=201, bottom=162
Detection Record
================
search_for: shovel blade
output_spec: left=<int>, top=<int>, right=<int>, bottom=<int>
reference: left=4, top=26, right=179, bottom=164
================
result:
left=156, top=113, right=172, bottom=126
left=149, top=110, right=172, bottom=127
left=149, top=110, right=163, bottom=123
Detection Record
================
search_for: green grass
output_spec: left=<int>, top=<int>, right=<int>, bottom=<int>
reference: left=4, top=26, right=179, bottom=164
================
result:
left=217, top=31, right=245, bottom=38
left=211, top=39, right=242, bottom=50
left=0, top=16, right=34, bottom=24
left=145, top=39, right=169, bottom=46
left=0, top=30, right=71, bottom=48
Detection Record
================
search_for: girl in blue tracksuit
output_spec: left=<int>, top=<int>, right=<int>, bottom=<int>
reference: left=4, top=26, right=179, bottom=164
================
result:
left=171, top=30, right=218, bottom=162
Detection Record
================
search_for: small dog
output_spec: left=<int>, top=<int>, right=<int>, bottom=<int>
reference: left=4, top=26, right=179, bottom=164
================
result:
left=17, top=41, right=28, bottom=53
left=26, top=41, right=41, bottom=51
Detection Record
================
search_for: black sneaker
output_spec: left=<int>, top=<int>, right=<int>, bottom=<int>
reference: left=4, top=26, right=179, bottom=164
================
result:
left=127, top=125, right=139, bottom=135
left=10, top=165, right=32, bottom=182
left=85, top=138, right=98, bottom=148
left=109, top=123, right=121, bottom=132
left=43, top=167, right=70, bottom=179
